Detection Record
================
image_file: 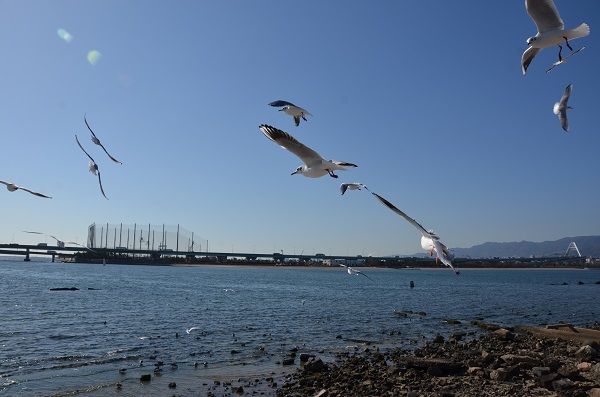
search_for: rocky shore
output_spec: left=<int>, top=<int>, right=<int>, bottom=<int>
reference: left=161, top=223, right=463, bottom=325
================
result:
left=276, top=327, right=600, bottom=397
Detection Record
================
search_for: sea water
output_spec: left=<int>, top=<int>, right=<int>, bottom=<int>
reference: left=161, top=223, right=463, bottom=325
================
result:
left=0, top=258, right=598, bottom=396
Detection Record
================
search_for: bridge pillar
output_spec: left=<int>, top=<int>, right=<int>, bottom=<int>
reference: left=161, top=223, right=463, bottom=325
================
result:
left=24, top=248, right=31, bottom=262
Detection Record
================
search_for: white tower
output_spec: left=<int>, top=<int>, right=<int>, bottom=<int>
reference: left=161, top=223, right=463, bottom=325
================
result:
left=565, top=242, right=582, bottom=257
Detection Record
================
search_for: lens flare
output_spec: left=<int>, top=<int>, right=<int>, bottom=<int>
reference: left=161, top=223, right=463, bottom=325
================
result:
left=87, top=50, right=102, bottom=65
left=57, top=28, right=73, bottom=43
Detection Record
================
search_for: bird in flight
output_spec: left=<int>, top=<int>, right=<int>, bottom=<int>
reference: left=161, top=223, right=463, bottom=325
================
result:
left=521, top=0, right=589, bottom=75
left=553, top=84, right=573, bottom=132
left=370, top=192, right=459, bottom=275
left=0, top=180, right=51, bottom=198
left=259, top=124, right=357, bottom=178
left=75, top=134, right=108, bottom=199
left=22, top=231, right=93, bottom=250
left=84, top=114, right=123, bottom=164
left=268, top=100, right=313, bottom=127
left=340, top=183, right=368, bottom=195
left=340, top=264, right=374, bottom=281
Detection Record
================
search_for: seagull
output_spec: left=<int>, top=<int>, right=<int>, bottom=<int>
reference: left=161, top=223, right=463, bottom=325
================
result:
left=370, top=192, right=459, bottom=275
left=0, top=180, right=51, bottom=198
left=522, top=0, right=589, bottom=75
left=22, top=231, right=93, bottom=250
left=553, top=84, right=573, bottom=132
left=84, top=114, right=123, bottom=164
left=268, top=100, right=312, bottom=127
left=75, top=134, right=108, bottom=199
left=259, top=124, right=357, bottom=178
left=339, top=264, right=373, bottom=281
left=546, top=46, right=585, bottom=73
left=340, top=183, right=368, bottom=195
left=186, top=327, right=201, bottom=334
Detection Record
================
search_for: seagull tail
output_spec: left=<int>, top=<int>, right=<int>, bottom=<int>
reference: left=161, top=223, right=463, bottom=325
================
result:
left=567, top=23, right=590, bottom=40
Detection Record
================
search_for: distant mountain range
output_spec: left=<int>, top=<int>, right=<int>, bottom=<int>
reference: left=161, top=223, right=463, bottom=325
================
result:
left=448, top=236, right=600, bottom=259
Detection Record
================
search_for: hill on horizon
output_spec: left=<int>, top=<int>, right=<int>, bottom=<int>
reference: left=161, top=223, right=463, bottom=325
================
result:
left=449, top=236, right=600, bottom=259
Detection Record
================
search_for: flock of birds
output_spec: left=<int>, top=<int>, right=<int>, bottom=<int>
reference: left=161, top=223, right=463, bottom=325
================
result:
left=1, top=0, right=590, bottom=274
left=260, top=0, right=590, bottom=279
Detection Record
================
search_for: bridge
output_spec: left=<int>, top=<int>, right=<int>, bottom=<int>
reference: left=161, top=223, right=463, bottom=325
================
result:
left=0, top=243, right=380, bottom=263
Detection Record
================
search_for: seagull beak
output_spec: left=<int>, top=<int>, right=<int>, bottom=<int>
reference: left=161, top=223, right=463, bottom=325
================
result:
left=291, top=171, right=298, bottom=175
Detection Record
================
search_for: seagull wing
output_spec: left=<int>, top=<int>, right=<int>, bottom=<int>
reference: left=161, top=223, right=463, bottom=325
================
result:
left=559, top=84, right=573, bottom=107
left=85, top=115, right=123, bottom=164
left=558, top=84, right=572, bottom=131
left=268, top=100, right=296, bottom=108
left=526, top=0, right=564, bottom=33
left=259, top=124, right=325, bottom=167
left=371, top=192, right=433, bottom=238
left=75, top=134, right=96, bottom=163
left=357, top=270, right=374, bottom=281
left=340, top=184, right=349, bottom=195
left=522, top=46, right=542, bottom=75
left=431, top=239, right=458, bottom=274
left=96, top=170, right=109, bottom=200
left=15, top=186, right=51, bottom=198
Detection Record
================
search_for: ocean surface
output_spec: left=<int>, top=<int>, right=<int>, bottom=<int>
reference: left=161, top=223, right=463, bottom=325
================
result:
left=0, top=258, right=599, bottom=397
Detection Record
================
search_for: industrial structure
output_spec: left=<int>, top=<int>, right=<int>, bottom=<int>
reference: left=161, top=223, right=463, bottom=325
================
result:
left=87, top=223, right=208, bottom=252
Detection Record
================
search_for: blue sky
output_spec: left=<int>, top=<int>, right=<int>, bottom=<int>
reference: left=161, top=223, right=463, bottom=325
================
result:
left=1, top=1, right=599, bottom=257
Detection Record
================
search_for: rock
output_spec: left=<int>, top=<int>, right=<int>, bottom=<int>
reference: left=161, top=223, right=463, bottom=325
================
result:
left=493, top=328, right=514, bottom=341
left=432, top=335, right=445, bottom=344
left=314, top=390, right=328, bottom=397
left=589, top=388, right=600, bottom=397
left=168, top=382, right=176, bottom=388
left=140, top=374, right=151, bottom=382
left=49, top=287, right=79, bottom=291
left=537, top=372, right=560, bottom=389
left=557, top=365, right=579, bottom=378
left=442, top=318, right=462, bottom=325
left=282, top=358, right=295, bottom=366
left=552, top=378, right=575, bottom=391
left=500, top=354, right=541, bottom=367
left=427, top=366, right=444, bottom=377
left=481, top=350, right=495, bottom=364
left=299, top=353, right=311, bottom=362
left=575, top=345, right=597, bottom=359
left=489, top=368, right=509, bottom=381
left=582, top=340, right=600, bottom=351
left=532, top=366, right=551, bottom=377
left=232, top=386, right=244, bottom=395
left=576, top=362, right=592, bottom=372
left=304, top=357, right=328, bottom=373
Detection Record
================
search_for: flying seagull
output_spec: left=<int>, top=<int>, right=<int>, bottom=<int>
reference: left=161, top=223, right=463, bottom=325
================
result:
left=259, top=124, right=357, bottom=178
left=340, top=264, right=373, bottom=281
left=553, top=84, right=573, bottom=132
left=22, top=231, right=94, bottom=251
left=75, top=134, right=108, bottom=199
left=370, top=192, right=459, bottom=275
left=546, top=46, right=585, bottom=73
left=340, top=183, right=368, bottom=195
left=268, top=100, right=313, bottom=127
left=186, top=327, right=201, bottom=334
left=522, top=0, right=589, bottom=75
left=84, top=114, right=123, bottom=164
left=0, top=180, right=51, bottom=198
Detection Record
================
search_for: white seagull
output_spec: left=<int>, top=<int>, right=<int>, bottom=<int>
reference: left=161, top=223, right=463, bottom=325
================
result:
left=186, top=327, right=201, bottom=334
left=522, top=0, right=589, bottom=75
left=371, top=192, right=459, bottom=275
left=84, top=114, right=123, bottom=164
left=553, top=83, right=573, bottom=132
left=546, top=46, right=585, bottom=73
left=0, top=180, right=51, bottom=198
left=259, top=124, right=357, bottom=178
left=75, top=134, right=108, bottom=199
left=340, top=183, right=368, bottom=195
left=268, top=100, right=313, bottom=127
left=22, top=231, right=93, bottom=250
left=339, top=264, right=373, bottom=281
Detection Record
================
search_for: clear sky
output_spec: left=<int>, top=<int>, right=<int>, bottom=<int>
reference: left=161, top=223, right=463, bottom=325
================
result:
left=1, top=1, right=599, bottom=257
